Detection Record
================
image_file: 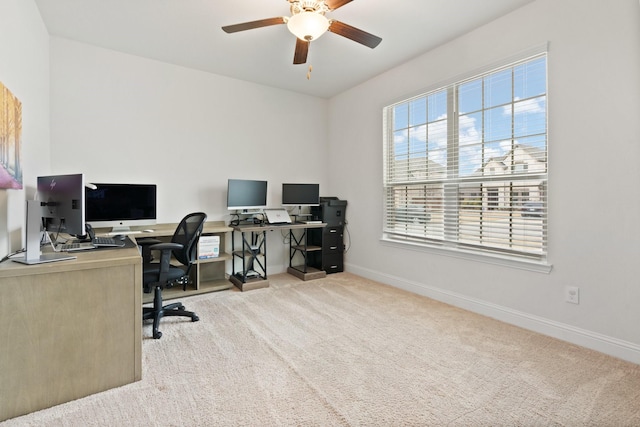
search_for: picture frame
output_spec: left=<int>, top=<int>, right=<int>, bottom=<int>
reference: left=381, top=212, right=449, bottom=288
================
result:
left=0, top=81, right=23, bottom=189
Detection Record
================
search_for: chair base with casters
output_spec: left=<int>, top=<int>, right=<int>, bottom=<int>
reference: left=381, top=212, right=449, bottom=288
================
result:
left=143, top=284, right=199, bottom=339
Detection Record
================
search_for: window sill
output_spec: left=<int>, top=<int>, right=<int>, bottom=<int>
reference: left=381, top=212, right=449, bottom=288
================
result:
left=380, top=235, right=553, bottom=274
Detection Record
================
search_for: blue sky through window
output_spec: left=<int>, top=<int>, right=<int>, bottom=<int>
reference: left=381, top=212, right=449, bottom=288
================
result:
left=392, top=56, right=546, bottom=177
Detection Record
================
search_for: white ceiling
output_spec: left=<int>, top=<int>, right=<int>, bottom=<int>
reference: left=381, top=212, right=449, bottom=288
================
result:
left=34, top=0, right=534, bottom=98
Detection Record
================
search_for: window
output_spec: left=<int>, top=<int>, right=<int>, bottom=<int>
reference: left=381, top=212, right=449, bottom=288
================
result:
left=383, top=53, right=547, bottom=264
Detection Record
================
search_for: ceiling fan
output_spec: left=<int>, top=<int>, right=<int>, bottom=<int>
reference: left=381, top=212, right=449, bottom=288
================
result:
left=222, top=0, right=382, bottom=65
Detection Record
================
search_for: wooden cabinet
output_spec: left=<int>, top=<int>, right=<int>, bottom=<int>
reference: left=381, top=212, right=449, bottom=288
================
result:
left=0, top=246, right=142, bottom=422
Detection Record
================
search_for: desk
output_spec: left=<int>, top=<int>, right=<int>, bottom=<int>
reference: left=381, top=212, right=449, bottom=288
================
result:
left=95, top=221, right=234, bottom=303
left=229, top=222, right=326, bottom=291
left=0, top=245, right=142, bottom=422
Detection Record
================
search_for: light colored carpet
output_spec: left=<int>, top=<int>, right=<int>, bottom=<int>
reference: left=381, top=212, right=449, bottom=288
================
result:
left=3, top=273, right=640, bottom=426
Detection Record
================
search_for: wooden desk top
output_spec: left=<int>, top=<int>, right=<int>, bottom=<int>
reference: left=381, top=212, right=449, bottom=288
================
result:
left=0, top=244, right=141, bottom=278
left=0, top=220, right=230, bottom=278
left=95, top=220, right=232, bottom=239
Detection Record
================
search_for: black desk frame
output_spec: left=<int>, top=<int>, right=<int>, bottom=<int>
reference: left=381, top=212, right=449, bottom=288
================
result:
left=230, top=222, right=326, bottom=291
left=231, top=227, right=267, bottom=282
left=288, top=227, right=322, bottom=275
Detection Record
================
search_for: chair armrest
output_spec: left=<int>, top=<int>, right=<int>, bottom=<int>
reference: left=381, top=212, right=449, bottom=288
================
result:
left=152, top=243, right=185, bottom=282
left=136, top=238, right=162, bottom=247
left=137, top=238, right=163, bottom=264
left=149, top=242, right=183, bottom=252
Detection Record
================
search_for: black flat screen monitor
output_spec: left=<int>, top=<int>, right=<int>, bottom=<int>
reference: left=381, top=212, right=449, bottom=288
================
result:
left=37, top=173, right=86, bottom=236
left=227, top=179, right=268, bottom=211
left=282, top=183, right=320, bottom=207
left=85, top=183, right=157, bottom=233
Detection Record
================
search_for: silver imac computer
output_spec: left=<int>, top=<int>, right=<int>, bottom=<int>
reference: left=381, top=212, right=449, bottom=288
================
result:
left=85, top=183, right=157, bottom=234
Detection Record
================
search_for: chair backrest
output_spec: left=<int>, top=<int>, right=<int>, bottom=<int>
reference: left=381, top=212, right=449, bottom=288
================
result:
left=171, top=212, right=207, bottom=266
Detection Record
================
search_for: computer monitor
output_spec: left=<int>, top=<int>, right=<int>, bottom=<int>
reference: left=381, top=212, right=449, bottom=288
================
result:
left=282, top=183, right=320, bottom=207
left=85, top=183, right=157, bottom=233
left=227, top=179, right=268, bottom=211
left=15, top=173, right=86, bottom=265
left=37, top=173, right=86, bottom=236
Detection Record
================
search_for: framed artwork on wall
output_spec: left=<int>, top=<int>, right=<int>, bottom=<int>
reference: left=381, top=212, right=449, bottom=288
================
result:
left=0, top=81, right=23, bottom=190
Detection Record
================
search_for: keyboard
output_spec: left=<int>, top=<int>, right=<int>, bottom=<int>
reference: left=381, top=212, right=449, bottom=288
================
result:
left=93, top=237, right=125, bottom=247
left=57, top=242, right=96, bottom=252
left=56, top=237, right=125, bottom=252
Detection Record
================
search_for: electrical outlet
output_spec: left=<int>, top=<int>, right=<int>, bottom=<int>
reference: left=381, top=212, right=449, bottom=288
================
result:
left=565, top=286, right=580, bottom=304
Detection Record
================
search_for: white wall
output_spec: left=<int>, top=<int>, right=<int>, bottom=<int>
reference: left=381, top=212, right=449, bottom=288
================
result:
left=48, top=38, right=330, bottom=271
left=0, top=0, right=50, bottom=253
left=328, top=0, right=640, bottom=362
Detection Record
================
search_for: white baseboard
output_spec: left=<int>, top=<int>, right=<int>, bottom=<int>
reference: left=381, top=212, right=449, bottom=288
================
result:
left=345, top=263, right=640, bottom=365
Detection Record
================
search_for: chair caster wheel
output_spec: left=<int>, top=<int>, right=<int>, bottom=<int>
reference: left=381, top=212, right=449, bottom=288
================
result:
left=153, top=331, right=162, bottom=339
left=192, top=315, right=199, bottom=322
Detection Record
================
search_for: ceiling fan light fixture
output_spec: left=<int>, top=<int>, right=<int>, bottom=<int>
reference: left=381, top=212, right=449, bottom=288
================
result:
left=287, top=11, right=329, bottom=41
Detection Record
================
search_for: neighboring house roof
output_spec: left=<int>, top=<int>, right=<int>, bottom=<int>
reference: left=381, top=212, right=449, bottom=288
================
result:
left=475, top=143, right=546, bottom=176
left=391, top=143, right=546, bottom=180
left=518, top=144, right=546, bottom=161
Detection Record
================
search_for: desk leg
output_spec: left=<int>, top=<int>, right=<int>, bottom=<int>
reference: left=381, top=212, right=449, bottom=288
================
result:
left=231, top=230, right=268, bottom=288
left=286, top=226, right=326, bottom=281
left=289, top=228, right=309, bottom=274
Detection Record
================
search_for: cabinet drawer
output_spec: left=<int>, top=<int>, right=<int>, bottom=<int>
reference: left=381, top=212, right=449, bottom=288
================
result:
left=324, top=226, right=343, bottom=237
left=323, top=245, right=343, bottom=254
left=321, top=253, right=343, bottom=274
left=323, top=235, right=343, bottom=252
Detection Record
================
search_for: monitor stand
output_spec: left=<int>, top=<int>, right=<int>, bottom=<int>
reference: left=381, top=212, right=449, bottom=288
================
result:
left=107, top=225, right=142, bottom=235
left=14, top=253, right=76, bottom=265
left=13, top=200, right=76, bottom=265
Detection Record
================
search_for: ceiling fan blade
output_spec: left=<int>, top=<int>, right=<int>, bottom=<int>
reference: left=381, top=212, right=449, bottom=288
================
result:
left=293, top=38, right=309, bottom=64
left=328, top=20, right=382, bottom=49
left=222, top=17, right=285, bottom=33
left=325, top=0, right=353, bottom=10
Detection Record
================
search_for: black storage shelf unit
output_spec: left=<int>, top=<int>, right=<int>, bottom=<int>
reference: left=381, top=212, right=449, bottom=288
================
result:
left=308, top=197, right=347, bottom=274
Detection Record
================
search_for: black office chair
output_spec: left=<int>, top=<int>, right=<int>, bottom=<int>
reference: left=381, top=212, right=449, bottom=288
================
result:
left=139, top=212, right=207, bottom=339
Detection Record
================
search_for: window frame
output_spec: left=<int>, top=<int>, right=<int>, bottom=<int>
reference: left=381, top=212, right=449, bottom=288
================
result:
left=382, top=46, right=551, bottom=273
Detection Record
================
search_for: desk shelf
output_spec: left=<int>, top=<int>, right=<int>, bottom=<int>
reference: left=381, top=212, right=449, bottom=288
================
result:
left=291, top=244, right=322, bottom=252
left=120, top=221, right=233, bottom=304
left=288, top=227, right=327, bottom=281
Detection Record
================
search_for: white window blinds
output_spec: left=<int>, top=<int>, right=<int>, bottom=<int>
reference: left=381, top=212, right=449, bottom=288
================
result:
left=383, top=52, right=547, bottom=262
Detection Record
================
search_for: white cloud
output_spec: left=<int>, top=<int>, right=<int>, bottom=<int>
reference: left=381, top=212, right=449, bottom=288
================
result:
left=459, top=114, right=481, bottom=146
left=505, top=97, right=545, bottom=115
left=394, top=132, right=407, bottom=144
